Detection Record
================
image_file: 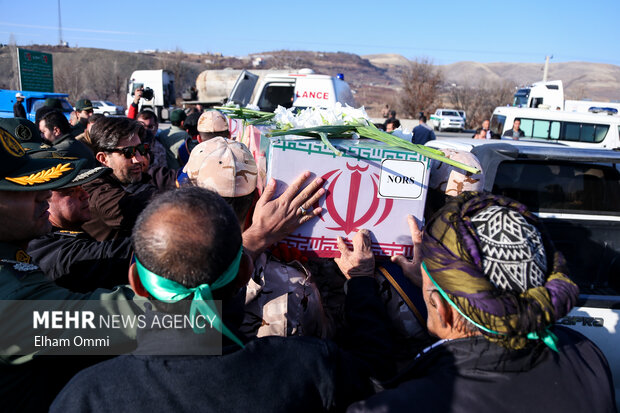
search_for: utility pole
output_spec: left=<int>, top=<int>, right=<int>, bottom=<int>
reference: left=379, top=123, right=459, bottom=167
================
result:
left=542, top=55, right=553, bottom=82
left=57, top=0, right=63, bottom=46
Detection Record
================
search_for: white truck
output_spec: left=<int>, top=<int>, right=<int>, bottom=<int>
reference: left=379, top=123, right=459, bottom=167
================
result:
left=513, top=80, right=620, bottom=114
left=126, top=69, right=176, bottom=121
left=184, top=68, right=356, bottom=112
left=430, top=108, right=465, bottom=132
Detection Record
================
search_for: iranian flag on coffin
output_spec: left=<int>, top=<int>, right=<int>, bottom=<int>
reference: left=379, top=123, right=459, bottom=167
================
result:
left=265, top=137, right=430, bottom=258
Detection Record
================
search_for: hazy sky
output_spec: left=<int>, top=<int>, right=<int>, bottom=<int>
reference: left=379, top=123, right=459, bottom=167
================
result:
left=2, top=0, right=619, bottom=65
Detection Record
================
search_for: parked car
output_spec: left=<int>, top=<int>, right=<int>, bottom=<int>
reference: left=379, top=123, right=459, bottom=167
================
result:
left=92, top=100, right=124, bottom=116
left=430, top=108, right=465, bottom=132
left=427, top=137, right=620, bottom=407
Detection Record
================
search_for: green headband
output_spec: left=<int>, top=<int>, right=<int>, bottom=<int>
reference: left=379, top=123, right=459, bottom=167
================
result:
left=135, top=246, right=245, bottom=348
left=422, top=261, right=559, bottom=353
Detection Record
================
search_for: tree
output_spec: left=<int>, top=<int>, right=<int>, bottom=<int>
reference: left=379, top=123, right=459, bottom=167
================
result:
left=448, top=81, right=515, bottom=128
left=399, top=58, right=443, bottom=118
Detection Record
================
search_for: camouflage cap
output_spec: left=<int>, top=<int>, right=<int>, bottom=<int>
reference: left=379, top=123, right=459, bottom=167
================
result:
left=182, top=137, right=257, bottom=197
left=429, top=149, right=485, bottom=196
left=197, top=111, right=228, bottom=133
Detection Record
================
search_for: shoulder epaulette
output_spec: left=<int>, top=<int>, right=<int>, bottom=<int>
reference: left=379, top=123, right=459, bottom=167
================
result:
left=54, top=230, right=86, bottom=238
left=0, top=259, right=39, bottom=272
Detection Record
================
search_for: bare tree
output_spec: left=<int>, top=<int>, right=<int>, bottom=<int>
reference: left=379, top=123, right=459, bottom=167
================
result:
left=399, top=58, right=443, bottom=118
left=448, top=81, right=515, bottom=128
left=54, top=57, right=86, bottom=102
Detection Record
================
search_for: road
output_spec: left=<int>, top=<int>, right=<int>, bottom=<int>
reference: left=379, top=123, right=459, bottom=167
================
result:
left=160, top=117, right=474, bottom=138
left=370, top=118, right=473, bottom=139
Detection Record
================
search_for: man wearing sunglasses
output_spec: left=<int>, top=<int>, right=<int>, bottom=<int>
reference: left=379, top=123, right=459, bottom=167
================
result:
left=82, top=117, right=176, bottom=241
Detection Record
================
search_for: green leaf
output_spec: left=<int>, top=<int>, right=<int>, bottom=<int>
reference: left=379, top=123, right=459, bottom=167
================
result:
left=318, top=131, right=342, bottom=157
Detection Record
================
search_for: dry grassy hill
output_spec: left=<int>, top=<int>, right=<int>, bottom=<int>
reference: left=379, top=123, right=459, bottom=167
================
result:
left=1, top=45, right=618, bottom=116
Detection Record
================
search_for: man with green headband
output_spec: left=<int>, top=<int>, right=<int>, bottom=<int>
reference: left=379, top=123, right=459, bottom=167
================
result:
left=51, top=186, right=395, bottom=412
left=349, top=192, right=616, bottom=412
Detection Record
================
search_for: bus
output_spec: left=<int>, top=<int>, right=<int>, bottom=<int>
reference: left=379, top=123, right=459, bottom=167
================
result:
left=491, top=106, right=620, bottom=149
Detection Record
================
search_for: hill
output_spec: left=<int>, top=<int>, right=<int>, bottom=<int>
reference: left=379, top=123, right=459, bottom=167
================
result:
left=1, top=45, right=619, bottom=117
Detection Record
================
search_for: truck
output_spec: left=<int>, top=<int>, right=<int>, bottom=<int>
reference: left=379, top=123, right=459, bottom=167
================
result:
left=430, top=108, right=465, bottom=132
left=184, top=68, right=356, bottom=112
left=0, top=89, right=73, bottom=122
left=513, top=80, right=620, bottom=114
left=126, top=70, right=175, bottom=121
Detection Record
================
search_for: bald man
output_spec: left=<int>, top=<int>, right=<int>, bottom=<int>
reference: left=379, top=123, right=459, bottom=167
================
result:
left=52, top=187, right=395, bottom=413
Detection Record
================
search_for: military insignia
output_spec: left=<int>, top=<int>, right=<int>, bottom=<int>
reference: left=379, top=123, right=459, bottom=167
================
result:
left=49, top=152, right=78, bottom=160
left=0, top=128, right=25, bottom=158
left=56, top=230, right=84, bottom=238
left=13, top=262, right=39, bottom=271
left=14, top=124, right=32, bottom=141
left=15, top=250, right=31, bottom=263
left=5, top=163, right=73, bottom=186
left=1, top=259, right=39, bottom=272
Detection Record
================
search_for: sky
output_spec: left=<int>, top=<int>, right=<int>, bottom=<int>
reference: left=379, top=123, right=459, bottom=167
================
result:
left=1, top=0, right=620, bottom=66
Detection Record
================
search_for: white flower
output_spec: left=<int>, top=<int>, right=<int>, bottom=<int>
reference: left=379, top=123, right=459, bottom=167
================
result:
left=273, top=104, right=371, bottom=130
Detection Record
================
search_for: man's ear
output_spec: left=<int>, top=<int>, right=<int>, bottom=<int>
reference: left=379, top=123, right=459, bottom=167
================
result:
left=432, top=292, right=454, bottom=329
left=96, top=151, right=109, bottom=166
left=128, top=263, right=150, bottom=297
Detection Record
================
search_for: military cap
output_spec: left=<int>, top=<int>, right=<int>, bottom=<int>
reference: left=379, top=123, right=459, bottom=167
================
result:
left=182, top=137, right=257, bottom=197
left=0, top=126, right=85, bottom=191
left=169, top=109, right=187, bottom=124
left=197, top=111, right=228, bottom=133
left=0, top=117, right=45, bottom=152
left=75, top=99, right=93, bottom=111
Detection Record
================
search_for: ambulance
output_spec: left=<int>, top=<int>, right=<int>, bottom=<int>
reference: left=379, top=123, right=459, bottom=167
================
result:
left=225, top=68, right=356, bottom=112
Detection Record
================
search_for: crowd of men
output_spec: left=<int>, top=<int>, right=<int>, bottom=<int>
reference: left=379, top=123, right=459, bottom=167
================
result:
left=0, top=92, right=616, bottom=412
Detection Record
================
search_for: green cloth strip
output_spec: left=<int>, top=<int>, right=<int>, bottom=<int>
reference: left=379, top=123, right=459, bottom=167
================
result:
left=135, top=246, right=245, bottom=348
left=422, top=261, right=559, bottom=352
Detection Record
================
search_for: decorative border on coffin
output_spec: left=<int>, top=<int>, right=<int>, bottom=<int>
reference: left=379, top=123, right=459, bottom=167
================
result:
left=273, top=140, right=427, bottom=163
left=280, top=234, right=413, bottom=258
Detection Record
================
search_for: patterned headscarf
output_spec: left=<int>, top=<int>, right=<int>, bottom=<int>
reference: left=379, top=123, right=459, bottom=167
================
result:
left=421, top=192, right=578, bottom=350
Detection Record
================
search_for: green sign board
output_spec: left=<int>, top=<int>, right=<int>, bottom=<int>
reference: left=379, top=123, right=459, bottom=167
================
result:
left=17, top=48, right=54, bottom=92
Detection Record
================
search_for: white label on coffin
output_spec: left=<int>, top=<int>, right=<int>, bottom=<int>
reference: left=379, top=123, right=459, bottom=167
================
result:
left=378, top=159, right=426, bottom=199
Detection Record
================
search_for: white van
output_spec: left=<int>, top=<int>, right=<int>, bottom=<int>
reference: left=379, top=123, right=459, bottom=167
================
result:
left=228, top=69, right=356, bottom=112
left=491, top=106, right=620, bottom=149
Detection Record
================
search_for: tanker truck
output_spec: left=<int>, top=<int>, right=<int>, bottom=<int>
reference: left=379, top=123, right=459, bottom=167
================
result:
left=183, top=68, right=356, bottom=112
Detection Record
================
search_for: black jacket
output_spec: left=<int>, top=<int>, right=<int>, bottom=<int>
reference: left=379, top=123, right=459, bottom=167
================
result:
left=50, top=277, right=395, bottom=413
left=27, top=228, right=132, bottom=292
left=13, top=101, right=26, bottom=118
left=348, top=326, right=616, bottom=413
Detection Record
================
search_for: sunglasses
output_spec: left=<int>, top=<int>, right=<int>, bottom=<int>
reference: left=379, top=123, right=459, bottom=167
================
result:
left=105, top=143, right=150, bottom=159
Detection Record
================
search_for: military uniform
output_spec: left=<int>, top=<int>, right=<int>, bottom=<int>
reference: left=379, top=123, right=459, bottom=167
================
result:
left=241, top=252, right=327, bottom=339
left=0, top=124, right=149, bottom=411
left=50, top=132, right=96, bottom=167
left=0, top=243, right=145, bottom=412
left=27, top=228, right=132, bottom=293
left=157, top=125, right=190, bottom=169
